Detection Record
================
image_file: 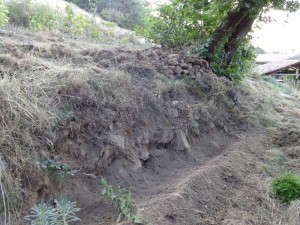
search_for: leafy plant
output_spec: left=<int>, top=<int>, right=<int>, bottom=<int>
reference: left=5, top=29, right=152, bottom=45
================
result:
left=272, top=172, right=300, bottom=203
left=0, top=0, right=8, bottom=27
left=25, top=202, right=58, bottom=225
left=133, top=211, right=143, bottom=224
left=25, top=198, right=81, bottom=225
left=64, top=5, right=103, bottom=39
left=101, top=178, right=132, bottom=222
left=30, top=5, right=62, bottom=31
left=37, top=158, right=75, bottom=179
left=55, top=198, right=81, bottom=224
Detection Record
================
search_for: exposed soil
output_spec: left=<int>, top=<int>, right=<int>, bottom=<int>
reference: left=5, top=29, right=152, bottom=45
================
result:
left=0, top=27, right=300, bottom=225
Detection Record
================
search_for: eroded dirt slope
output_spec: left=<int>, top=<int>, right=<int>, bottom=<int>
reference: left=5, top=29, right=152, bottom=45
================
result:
left=0, top=28, right=300, bottom=225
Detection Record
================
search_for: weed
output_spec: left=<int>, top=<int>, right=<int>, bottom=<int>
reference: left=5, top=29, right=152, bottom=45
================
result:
left=37, top=158, right=75, bottom=179
left=272, top=172, right=300, bottom=203
left=30, top=5, right=62, bottom=31
left=133, top=210, right=143, bottom=224
left=25, top=197, right=81, bottom=225
left=101, top=178, right=132, bottom=222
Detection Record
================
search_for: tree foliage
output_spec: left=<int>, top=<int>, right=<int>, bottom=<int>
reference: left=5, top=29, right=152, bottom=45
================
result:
left=139, top=0, right=300, bottom=84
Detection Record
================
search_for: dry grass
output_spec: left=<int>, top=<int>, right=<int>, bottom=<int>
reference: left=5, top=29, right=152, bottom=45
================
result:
left=239, top=77, right=300, bottom=131
left=0, top=75, right=54, bottom=222
left=0, top=37, right=137, bottom=221
left=224, top=178, right=300, bottom=225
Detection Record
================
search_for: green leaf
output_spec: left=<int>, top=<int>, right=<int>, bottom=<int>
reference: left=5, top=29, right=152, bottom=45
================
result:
left=101, top=188, right=107, bottom=196
left=101, top=178, right=107, bottom=186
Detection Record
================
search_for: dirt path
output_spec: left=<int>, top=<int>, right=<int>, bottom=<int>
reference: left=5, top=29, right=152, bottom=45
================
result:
left=70, top=129, right=271, bottom=225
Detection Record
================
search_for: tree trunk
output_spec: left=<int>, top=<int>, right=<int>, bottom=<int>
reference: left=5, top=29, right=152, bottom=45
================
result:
left=207, top=5, right=250, bottom=54
left=223, top=14, right=256, bottom=65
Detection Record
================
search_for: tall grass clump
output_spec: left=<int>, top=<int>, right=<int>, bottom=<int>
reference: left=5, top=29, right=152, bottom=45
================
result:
left=0, top=68, right=59, bottom=220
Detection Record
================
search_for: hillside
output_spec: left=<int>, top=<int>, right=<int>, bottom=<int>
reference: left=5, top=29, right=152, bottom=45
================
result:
left=1, top=1, right=300, bottom=225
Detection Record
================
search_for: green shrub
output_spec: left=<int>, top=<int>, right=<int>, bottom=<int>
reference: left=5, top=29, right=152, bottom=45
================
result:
left=5, top=0, right=103, bottom=39
left=64, top=4, right=103, bottom=39
left=25, top=198, right=81, bottom=225
left=30, top=5, right=62, bottom=31
left=272, top=172, right=300, bottom=203
left=0, top=0, right=9, bottom=27
left=5, top=0, right=32, bottom=27
left=37, top=158, right=75, bottom=179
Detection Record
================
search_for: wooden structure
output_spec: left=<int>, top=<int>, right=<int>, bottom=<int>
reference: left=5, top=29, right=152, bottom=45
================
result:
left=254, top=59, right=300, bottom=82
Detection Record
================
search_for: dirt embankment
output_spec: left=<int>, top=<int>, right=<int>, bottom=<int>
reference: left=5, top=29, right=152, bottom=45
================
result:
left=0, top=28, right=300, bottom=225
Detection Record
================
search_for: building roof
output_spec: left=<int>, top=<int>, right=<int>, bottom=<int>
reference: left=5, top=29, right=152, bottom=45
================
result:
left=254, top=60, right=300, bottom=75
left=288, top=54, right=300, bottom=60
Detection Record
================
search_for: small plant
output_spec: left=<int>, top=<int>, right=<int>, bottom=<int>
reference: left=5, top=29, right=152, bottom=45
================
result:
left=25, top=198, right=81, bottom=225
left=37, top=158, right=75, bottom=179
left=133, top=211, right=143, bottom=224
left=0, top=0, right=9, bottom=27
left=30, top=5, right=62, bottom=31
left=272, top=172, right=300, bottom=203
left=101, top=178, right=132, bottom=222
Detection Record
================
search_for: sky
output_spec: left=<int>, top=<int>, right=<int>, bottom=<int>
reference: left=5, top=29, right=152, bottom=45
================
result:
left=252, top=9, right=300, bottom=54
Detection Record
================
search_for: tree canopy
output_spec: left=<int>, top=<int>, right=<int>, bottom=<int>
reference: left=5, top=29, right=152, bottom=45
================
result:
left=139, top=0, right=300, bottom=83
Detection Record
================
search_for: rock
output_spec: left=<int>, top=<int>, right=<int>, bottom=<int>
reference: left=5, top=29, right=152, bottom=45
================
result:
left=186, top=57, right=195, bottom=64
left=180, top=63, right=188, bottom=69
left=195, top=72, right=202, bottom=81
left=172, top=130, right=191, bottom=152
left=192, top=58, right=204, bottom=66
left=107, top=133, right=125, bottom=150
left=183, top=69, right=189, bottom=75
left=168, top=54, right=179, bottom=58
left=187, top=64, right=195, bottom=75
left=190, top=121, right=200, bottom=136
left=162, top=69, right=175, bottom=75
left=168, top=58, right=179, bottom=66
left=138, top=147, right=149, bottom=161
left=158, top=65, right=169, bottom=71
left=136, top=130, right=150, bottom=148
left=161, top=127, right=174, bottom=144
left=174, top=66, right=183, bottom=75
left=160, top=52, right=168, bottom=58
left=150, top=148, right=166, bottom=157
left=171, top=108, right=179, bottom=118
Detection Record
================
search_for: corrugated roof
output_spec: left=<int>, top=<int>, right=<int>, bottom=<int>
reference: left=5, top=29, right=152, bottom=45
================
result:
left=254, top=60, right=300, bottom=75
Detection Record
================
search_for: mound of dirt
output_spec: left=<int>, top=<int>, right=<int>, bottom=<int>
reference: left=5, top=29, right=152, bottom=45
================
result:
left=1, top=27, right=300, bottom=225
